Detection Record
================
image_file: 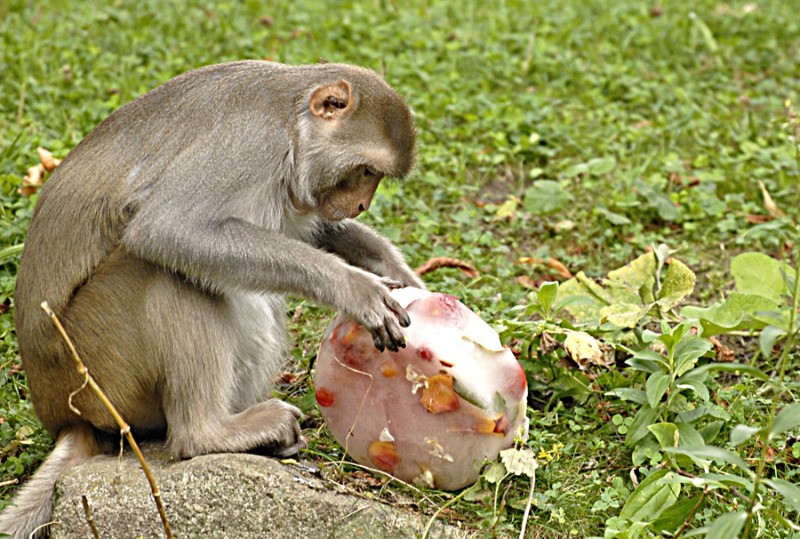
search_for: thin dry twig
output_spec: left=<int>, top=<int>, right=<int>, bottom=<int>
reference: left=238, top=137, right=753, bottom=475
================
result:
left=41, top=302, right=173, bottom=539
left=81, top=495, right=101, bottom=539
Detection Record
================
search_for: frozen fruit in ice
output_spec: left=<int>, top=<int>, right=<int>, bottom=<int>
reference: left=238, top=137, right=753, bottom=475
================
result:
left=315, top=287, right=528, bottom=490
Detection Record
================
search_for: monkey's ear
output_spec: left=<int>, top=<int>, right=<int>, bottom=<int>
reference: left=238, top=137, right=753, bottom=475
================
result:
left=309, top=80, right=353, bottom=120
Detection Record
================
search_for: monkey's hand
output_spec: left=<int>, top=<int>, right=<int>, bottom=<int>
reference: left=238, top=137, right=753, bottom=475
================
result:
left=344, top=272, right=410, bottom=353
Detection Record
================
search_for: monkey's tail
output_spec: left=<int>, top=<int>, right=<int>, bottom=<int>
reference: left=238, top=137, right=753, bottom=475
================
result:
left=0, top=425, right=99, bottom=539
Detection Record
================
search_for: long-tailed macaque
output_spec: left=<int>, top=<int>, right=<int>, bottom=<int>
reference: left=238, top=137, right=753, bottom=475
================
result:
left=0, top=60, right=425, bottom=538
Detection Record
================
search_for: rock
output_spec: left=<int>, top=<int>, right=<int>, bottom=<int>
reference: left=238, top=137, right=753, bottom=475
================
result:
left=50, top=444, right=465, bottom=538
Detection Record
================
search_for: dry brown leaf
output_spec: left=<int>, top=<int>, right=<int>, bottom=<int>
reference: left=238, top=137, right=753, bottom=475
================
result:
left=563, top=331, right=611, bottom=370
left=515, top=257, right=572, bottom=279
left=19, top=164, right=45, bottom=197
left=415, top=257, right=479, bottom=278
left=539, top=332, right=560, bottom=355
left=37, top=147, right=61, bottom=172
left=709, top=336, right=735, bottom=363
left=746, top=214, right=772, bottom=224
left=758, top=180, right=786, bottom=219
left=516, top=275, right=536, bottom=289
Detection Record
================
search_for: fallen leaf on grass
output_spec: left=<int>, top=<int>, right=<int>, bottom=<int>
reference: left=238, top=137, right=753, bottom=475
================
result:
left=515, top=257, right=572, bottom=279
left=709, top=336, right=735, bottom=362
left=563, top=331, right=611, bottom=370
left=19, top=147, right=62, bottom=197
left=757, top=180, right=786, bottom=219
left=416, top=257, right=479, bottom=278
left=36, top=147, right=61, bottom=172
left=19, top=164, right=45, bottom=197
left=746, top=214, right=772, bottom=224
left=517, top=275, right=536, bottom=289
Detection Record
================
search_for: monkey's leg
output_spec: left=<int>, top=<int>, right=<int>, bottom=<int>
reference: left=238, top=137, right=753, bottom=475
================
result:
left=144, top=275, right=304, bottom=458
left=52, top=249, right=303, bottom=458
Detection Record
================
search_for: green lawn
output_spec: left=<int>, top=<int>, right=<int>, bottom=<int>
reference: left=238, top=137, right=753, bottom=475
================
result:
left=1, top=1, right=799, bottom=537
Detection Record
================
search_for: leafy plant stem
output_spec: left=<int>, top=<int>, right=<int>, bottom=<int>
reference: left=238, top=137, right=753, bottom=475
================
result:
left=742, top=235, right=800, bottom=538
left=671, top=486, right=707, bottom=539
left=421, top=481, right=479, bottom=539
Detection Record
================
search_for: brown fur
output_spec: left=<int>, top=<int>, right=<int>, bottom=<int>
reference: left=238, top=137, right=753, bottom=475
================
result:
left=1, top=61, right=424, bottom=538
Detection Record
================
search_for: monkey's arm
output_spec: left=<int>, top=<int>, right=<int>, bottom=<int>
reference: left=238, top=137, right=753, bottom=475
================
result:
left=124, top=214, right=410, bottom=351
left=314, top=220, right=426, bottom=290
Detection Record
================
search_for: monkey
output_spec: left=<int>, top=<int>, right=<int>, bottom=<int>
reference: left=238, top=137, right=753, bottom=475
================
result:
left=0, top=60, right=425, bottom=538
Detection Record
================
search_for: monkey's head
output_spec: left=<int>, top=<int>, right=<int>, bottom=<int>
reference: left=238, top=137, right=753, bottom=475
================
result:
left=294, top=65, right=416, bottom=221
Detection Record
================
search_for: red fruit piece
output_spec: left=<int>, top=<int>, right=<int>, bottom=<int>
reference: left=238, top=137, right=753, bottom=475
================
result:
left=493, top=414, right=510, bottom=434
left=418, top=347, right=434, bottom=361
left=421, top=374, right=460, bottom=414
left=368, top=440, right=401, bottom=473
left=380, top=360, right=397, bottom=377
left=315, top=387, right=335, bottom=407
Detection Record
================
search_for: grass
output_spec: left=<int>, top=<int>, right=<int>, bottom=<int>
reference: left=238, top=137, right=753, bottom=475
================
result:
left=1, top=0, right=799, bottom=537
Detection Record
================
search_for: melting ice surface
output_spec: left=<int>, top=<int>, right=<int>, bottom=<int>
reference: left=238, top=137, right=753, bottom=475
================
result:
left=315, top=287, right=528, bottom=490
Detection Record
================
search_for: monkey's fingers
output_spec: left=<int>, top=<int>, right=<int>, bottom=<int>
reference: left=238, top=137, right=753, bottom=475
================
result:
left=383, top=295, right=411, bottom=328
left=379, top=277, right=404, bottom=290
left=273, top=435, right=308, bottom=458
left=370, top=316, right=406, bottom=353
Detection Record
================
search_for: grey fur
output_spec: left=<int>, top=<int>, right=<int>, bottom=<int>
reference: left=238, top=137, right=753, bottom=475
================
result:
left=2, top=60, right=423, bottom=538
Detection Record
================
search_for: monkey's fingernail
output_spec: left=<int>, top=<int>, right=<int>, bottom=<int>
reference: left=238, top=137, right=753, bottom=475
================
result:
left=400, top=313, right=410, bottom=327
left=387, top=342, right=399, bottom=352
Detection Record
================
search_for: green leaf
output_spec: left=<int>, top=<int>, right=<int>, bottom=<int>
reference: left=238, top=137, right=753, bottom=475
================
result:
left=626, top=405, right=659, bottom=446
left=646, top=372, right=671, bottom=408
left=494, top=196, right=519, bottom=219
left=627, top=349, right=666, bottom=373
left=619, top=468, right=680, bottom=522
left=731, top=252, right=793, bottom=304
left=698, top=473, right=753, bottom=491
left=605, top=388, right=648, bottom=406
left=764, top=478, right=800, bottom=513
left=680, top=293, right=780, bottom=336
left=587, top=156, right=617, bottom=175
left=499, top=447, right=538, bottom=477
left=650, top=495, right=703, bottom=535
left=483, top=461, right=507, bottom=484
left=673, top=338, right=713, bottom=377
left=523, top=180, right=573, bottom=214
left=730, top=424, right=762, bottom=446
left=656, top=258, right=696, bottom=311
left=594, top=206, right=631, bottom=226
left=648, top=422, right=678, bottom=449
left=556, top=273, right=608, bottom=326
left=690, top=362, right=770, bottom=381
left=675, top=372, right=709, bottom=402
left=759, top=325, right=787, bottom=359
left=606, top=252, right=657, bottom=304
left=706, top=511, right=746, bottom=539
left=537, top=281, right=558, bottom=317
left=601, top=302, right=651, bottom=328
left=676, top=422, right=705, bottom=447
left=698, top=421, right=724, bottom=444
left=558, top=252, right=660, bottom=327
left=642, top=190, right=678, bottom=221
left=664, top=446, right=751, bottom=473
left=770, top=403, right=800, bottom=438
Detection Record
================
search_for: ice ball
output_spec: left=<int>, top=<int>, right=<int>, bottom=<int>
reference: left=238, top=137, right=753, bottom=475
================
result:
left=315, top=287, right=528, bottom=490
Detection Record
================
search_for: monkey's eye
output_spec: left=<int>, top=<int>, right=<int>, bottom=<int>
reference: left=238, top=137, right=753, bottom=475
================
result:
left=364, top=167, right=379, bottom=177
